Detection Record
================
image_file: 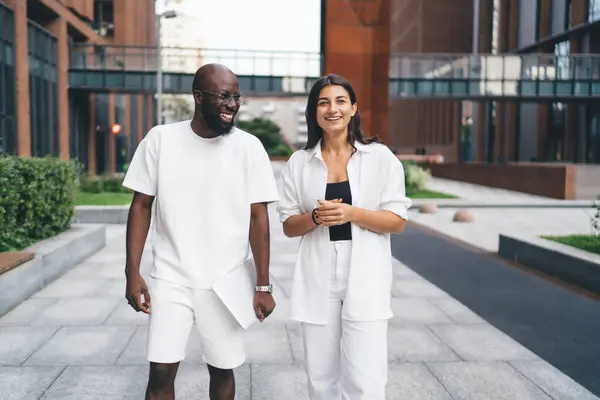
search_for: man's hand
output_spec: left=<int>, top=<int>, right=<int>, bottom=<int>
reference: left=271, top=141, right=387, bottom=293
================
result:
left=316, top=199, right=355, bottom=226
left=253, top=292, right=276, bottom=322
left=125, top=273, right=151, bottom=314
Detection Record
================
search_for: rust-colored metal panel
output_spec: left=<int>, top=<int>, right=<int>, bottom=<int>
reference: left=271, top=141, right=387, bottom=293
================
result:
left=61, top=0, right=94, bottom=21
left=324, top=0, right=391, bottom=142
left=46, top=16, right=70, bottom=160
left=10, top=0, right=31, bottom=156
left=112, top=0, right=156, bottom=45
left=124, top=95, right=131, bottom=159
left=423, top=0, right=478, bottom=53
left=37, top=0, right=105, bottom=43
left=538, top=0, right=552, bottom=38
left=108, top=94, right=116, bottom=174
left=88, top=93, right=96, bottom=176
left=388, top=0, right=482, bottom=154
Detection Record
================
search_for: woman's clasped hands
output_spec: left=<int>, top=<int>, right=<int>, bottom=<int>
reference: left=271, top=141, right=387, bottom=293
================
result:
left=314, top=198, right=355, bottom=226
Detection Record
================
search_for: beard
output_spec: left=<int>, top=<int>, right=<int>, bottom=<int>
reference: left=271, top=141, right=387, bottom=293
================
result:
left=201, top=102, right=235, bottom=136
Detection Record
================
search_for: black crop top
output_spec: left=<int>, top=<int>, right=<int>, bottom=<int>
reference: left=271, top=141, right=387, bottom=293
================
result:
left=325, top=180, right=352, bottom=241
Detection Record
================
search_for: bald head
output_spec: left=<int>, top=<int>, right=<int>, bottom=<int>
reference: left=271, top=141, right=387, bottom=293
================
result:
left=192, top=63, right=237, bottom=92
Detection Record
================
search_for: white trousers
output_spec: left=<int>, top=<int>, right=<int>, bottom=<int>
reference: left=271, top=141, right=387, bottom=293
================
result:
left=302, top=240, right=388, bottom=400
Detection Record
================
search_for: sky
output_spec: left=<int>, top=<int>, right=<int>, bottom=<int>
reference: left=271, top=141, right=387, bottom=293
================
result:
left=157, top=0, right=322, bottom=53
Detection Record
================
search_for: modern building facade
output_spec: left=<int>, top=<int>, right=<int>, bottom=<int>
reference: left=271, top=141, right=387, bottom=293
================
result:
left=0, top=0, right=157, bottom=175
left=386, top=0, right=600, bottom=164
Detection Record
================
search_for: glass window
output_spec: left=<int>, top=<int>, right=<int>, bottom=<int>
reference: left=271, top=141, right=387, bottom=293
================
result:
left=589, top=0, right=600, bottom=22
left=27, top=21, right=59, bottom=157
left=547, top=103, right=566, bottom=161
left=585, top=103, right=600, bottom=163
left=0, top=2, right=16, bottom=155
left=490, top=0, right=500, bottom=54
left=554, top=40, right=571, bottom=79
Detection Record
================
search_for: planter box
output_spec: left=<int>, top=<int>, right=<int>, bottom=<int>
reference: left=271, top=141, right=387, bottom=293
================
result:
left=0, top=224, right=106, bottom=317
left=498, top=232, right=600, bottom=294
left=428, top=163, right=576, bottom=200
left=73, top=205, right=130, bottom=224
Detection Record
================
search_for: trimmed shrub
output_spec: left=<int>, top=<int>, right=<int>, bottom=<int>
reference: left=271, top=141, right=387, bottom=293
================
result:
left=236, top=117, right=294, bottom=157
left=0, top=156, right=78, bottom=252
left=401, top=160, right=431, bottom=193
left=78, top=174, right=131, bottom=194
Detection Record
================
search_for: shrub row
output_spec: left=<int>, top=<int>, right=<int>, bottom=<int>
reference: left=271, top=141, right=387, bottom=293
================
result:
left=0, top=156, right=78, bottom=252
left=400, top=160, right=431, bottom=193
left=78, top=174, right=130, bottom=194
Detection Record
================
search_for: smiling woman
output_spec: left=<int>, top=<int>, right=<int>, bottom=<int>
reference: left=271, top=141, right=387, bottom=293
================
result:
left=277, top=73, right=412, bottom=399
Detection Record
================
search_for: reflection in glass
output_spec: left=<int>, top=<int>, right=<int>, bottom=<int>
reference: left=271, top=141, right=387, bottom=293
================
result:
left=554, top=41, right=571, bottom=80
left=546, top=103, right=566, bottom=161
left=588, top=0, right=600, bottom=23
left=586, top=103, right=600, bottom=163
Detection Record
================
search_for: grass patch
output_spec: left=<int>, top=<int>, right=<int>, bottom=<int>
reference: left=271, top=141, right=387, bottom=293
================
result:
left=75, top=191, right=133, bottom=206
left=542, top=234, right=600, bottom=255
left=73, top=189, right=456, bottom=205
left=407, top=189, right=458, bottom=199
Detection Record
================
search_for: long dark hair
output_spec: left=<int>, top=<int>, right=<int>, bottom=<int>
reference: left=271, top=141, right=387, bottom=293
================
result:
left=304, top=73, right=381, bottom=150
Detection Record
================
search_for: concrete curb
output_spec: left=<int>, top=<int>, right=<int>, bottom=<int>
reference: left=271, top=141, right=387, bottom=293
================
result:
left=498, top=232, right=600, bottom=294
left=410, top=199, right=596, bottom=209
left=73, top=206, right=130, bottom=224
left=0, top=224, right=107, bottom=317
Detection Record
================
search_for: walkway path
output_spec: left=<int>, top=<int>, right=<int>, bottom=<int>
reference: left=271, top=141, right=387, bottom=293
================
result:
left=1, top=204, right=597, bottom=399
left=392, top=224, right=600, bottom=398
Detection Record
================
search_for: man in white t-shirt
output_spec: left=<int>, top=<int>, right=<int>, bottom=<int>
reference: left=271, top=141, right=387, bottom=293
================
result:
left=122, top=63, right=279, bottom=400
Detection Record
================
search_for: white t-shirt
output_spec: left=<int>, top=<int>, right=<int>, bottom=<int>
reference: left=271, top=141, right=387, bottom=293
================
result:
left=122, top=120, right=279, bottom=289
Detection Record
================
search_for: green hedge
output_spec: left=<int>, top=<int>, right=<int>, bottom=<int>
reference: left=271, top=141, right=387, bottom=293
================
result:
left=78, top=174, right=130, bottom=193
left=400, top=160, right=431, bottom=193
left=0, top=156, right=78, bottom=252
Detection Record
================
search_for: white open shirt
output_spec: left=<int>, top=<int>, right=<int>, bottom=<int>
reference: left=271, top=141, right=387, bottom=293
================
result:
left=276, top=140, right=412, bottom=324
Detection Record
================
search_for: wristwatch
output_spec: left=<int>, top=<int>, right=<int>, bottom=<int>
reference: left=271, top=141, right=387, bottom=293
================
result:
left=255, top=284, right=273, bottom=294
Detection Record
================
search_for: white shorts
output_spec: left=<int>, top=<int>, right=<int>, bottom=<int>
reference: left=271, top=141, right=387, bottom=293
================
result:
left=146, top=277, right=245, bottom=369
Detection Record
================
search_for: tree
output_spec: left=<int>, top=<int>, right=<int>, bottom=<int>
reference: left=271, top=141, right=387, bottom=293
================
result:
left=162, top=95, right=193, bottom=122
left=236, top=117, right=293, bottom=157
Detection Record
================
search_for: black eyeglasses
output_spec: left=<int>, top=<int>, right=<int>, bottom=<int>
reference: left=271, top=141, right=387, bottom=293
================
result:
left=194, top=90, right=247, bottom=105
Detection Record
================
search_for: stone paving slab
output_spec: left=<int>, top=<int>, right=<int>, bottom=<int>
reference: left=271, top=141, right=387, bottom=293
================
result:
left=0, top=213, right=597, bottom=399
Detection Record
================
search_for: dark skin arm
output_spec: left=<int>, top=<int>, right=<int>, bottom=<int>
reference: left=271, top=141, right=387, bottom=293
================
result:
left=125, top=191, right=154, bottom=314
left=249, top=202, right=276, bottom=322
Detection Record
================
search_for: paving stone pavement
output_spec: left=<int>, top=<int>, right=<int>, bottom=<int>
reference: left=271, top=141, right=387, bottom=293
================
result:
left=1, top=206, right=598, bottom=399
